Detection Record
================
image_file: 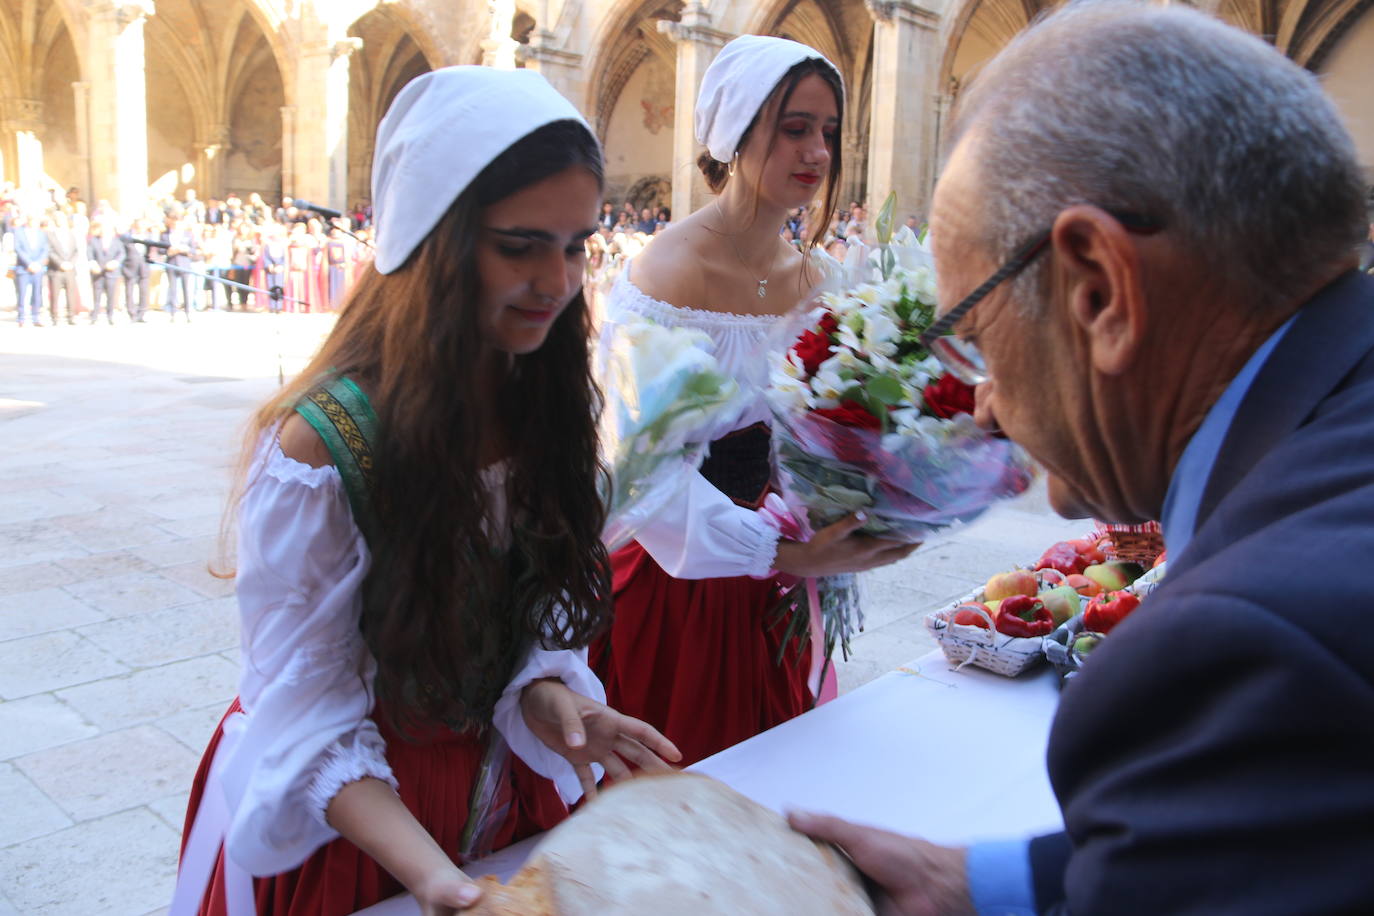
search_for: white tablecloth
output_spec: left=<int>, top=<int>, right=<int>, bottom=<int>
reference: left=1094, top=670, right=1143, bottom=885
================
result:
left=355, top=651, right=1065, bottom=915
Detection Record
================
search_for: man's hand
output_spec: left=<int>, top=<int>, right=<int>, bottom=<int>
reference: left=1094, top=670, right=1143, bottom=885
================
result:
left=521, top=679, right=682, bottom=799
left=789, top=811, right=976, bottom=916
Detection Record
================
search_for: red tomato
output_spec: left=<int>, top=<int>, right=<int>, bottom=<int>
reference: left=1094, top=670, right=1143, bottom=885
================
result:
left=952, top=602, right=992, bottom=629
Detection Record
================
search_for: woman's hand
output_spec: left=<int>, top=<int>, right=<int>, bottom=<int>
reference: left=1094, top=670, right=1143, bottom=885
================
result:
left=521, top=679, right=682, bottom=799
left=413, top=863, right=483, bottom=915
left=773, top=513, right=921, bottom=578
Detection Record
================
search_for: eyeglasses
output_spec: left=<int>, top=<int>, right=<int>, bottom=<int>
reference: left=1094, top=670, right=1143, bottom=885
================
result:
left=919, top=211, right=1163, bottom=385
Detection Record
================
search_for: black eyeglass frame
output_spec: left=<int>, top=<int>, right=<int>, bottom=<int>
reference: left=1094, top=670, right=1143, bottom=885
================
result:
left=918, top=210, right=1164, bottom=351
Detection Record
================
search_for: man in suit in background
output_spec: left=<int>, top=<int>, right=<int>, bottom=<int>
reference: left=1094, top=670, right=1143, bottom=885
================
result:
left=87, top=220, right=125, bottom=324
left=160, top=211, right=200, bottom=322
left=46, top=211, right=81, bottom=325
left=121, top=222, right=153, bottom=322
left=793, top=4, right=1374, bottom=913
left=11, top=212, right=47, bottom=327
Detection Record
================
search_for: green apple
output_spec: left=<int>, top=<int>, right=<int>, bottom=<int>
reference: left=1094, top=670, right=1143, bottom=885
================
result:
left=1082, top=562, right=1137, bottom=591
left=1037, top=585, right=1082, bottom=627
left=1072, top=634, right=1101, bottom=657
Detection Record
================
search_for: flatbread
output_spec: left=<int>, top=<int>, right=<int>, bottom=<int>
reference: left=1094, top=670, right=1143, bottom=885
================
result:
left=472, top=773, right=875, bottom=915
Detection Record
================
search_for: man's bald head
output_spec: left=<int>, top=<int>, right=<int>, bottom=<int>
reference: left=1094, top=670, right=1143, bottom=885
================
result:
left=946, top=1, right=1365, bottom=315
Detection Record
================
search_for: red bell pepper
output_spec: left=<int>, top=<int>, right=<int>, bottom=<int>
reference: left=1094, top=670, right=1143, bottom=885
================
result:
left=1083, top=590, right=1141, bottom=634
left=1036, top=542, right=1087, bottom=577
left=995, top=595, right=1054, bottom=638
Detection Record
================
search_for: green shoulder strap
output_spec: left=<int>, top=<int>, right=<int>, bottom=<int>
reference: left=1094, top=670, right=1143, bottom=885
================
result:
left=294, top=374, right=379, bottom=543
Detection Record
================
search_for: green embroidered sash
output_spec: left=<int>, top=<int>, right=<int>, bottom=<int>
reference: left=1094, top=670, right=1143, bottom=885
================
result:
left=292, top=374, right=514, bottom=862
left=294, top=374, right=379, bottom=543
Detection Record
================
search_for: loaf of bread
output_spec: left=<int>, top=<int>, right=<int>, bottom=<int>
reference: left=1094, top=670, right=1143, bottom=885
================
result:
left=472, top=773, right=875, bottom=915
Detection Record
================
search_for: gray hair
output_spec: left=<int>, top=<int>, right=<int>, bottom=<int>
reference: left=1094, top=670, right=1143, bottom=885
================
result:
left=947, top=0, right=1367, bottom=313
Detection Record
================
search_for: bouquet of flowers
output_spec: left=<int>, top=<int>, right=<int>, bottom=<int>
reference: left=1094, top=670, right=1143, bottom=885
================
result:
left=766, top=195, right=1037, bottom=668
left=599, top=309, right=745, bottom=551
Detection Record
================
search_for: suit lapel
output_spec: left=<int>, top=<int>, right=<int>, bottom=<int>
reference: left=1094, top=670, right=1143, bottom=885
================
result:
left=1194, top=270, right=1374, bottom=534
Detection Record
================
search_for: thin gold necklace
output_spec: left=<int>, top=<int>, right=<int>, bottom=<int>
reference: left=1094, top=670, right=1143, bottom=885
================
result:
left=715, top=202, right=779, bottom=299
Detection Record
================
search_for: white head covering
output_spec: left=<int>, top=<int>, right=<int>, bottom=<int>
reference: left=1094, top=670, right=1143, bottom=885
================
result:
left=371, top=66, right=595, bottom=274
left=695, top=35, right=843, bottom=164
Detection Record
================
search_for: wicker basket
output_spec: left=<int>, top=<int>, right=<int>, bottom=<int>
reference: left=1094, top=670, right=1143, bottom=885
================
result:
left=925, top=598, right=1046, bottom=677
left=1097, top=521, right=1165, bottom=568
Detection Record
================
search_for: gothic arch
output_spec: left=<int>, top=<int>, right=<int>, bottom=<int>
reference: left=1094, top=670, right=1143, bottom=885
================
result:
left=347, top=5, right=435, bottom=206
left=584, top=0, right=682, bottom=137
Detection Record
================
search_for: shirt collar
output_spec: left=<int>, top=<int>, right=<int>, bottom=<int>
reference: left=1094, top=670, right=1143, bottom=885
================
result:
left=1159, top=314, right=1297, bottom=561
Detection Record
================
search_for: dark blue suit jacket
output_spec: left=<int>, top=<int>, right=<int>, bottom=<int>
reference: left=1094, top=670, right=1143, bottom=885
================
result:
left=13, top=228, right=49, bottom=271
left=1030, top=270, right=1374, bottom=913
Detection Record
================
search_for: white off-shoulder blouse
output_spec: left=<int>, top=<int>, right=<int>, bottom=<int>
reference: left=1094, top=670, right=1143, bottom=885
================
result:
left=606, top=267, right=787, bottom=581
left=198, top=434, right=603, bottom=880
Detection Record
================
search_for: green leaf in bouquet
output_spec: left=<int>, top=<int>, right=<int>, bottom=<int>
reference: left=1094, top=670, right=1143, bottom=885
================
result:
left=875, top=191, right=897, bottom=247
left=866, top=374, right=905, bottom=406
left=813, top=483, right=875, bottom=512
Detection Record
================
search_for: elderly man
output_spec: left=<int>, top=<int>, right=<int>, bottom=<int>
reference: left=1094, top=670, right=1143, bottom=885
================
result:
left=794, top=4, right=1374, bottom=914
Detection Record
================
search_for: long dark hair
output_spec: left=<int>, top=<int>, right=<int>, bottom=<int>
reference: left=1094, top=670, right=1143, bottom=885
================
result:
left=696, top=58, right=845, bottom=251
left=230, top=120, right=610, bottom=733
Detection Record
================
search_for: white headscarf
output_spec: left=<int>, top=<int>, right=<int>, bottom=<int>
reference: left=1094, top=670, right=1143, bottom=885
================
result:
left=695, top=35, right=843, bottom=164
left=371, top=66, right=596, bottom=274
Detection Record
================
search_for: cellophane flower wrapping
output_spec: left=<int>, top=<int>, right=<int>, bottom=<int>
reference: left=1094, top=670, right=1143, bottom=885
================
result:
left=766, top=223, right=1037, bottom=665
left=599, top=307, right=745, bottom=551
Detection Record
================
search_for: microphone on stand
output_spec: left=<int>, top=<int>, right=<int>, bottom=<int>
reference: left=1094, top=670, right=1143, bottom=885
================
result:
left=294, top=200, right=345, bottom=220
left=122, top=235, right=170, bottom=249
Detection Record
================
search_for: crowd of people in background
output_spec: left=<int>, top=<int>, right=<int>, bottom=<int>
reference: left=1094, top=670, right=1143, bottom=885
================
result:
left=3, top=179, right=939, bottom=329
left=1, top=181, right=375, bottom=327
left=582, top=195, right=919, bottom=315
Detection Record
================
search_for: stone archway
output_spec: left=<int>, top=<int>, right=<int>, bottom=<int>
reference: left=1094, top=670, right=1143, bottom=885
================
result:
left=347, top=5, right=436, bottom=208
left=586, top=0, right=683, bottom=208
left=223, top=10, right=286, bottom=203
left=0, top=0, right=86, bottom=194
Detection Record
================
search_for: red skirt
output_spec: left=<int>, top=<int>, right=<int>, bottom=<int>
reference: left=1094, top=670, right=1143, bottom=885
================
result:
left=591, top=541, right=811, bottom=767
left=180, top=699, right=567, bottom=916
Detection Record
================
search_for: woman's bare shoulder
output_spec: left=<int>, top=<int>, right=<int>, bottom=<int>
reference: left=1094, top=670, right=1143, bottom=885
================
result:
left=278, top=413, right=335, bottom=469
left=631, top=223, right=710, bottom=308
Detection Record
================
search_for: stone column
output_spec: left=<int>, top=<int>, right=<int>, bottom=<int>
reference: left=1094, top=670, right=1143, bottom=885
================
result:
left=864, top=0, right=941, bottom=221
left=195, top=123, right=231, bottom=200
left=288, top=37, right=361, bottom=209
left=482, top=0, right=521, bottom=69
left=519, top=30, right=585, bottom=103
left=2, top=99, right=47, bottom=195
left=659, top=4, right=732, bottom=221
left=83, top=1, right=154, bottom=219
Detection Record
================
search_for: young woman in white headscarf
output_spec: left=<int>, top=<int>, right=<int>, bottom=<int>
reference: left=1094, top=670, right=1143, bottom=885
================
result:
left=591, top=36, right=917, bottom=767
left=171, top=68, right=679, bottom=916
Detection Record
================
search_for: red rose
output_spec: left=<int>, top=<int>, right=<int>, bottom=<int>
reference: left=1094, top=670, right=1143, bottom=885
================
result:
left=922, top=373, right=976, bottom=419
left=790, top=312, right=841, bottom=376
left=813, top=399, right=882, bottom=430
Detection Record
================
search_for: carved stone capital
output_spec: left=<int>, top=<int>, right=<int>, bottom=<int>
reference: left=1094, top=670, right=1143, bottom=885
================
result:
left=864, top=0, right=939, bottom=29
left=302, top=37, right=363, bottom=62
left=657, top=18, right=731, bottom=48
left=4, top=98, right=46, bottom=133
left=85, top=0, right=155, bottom=27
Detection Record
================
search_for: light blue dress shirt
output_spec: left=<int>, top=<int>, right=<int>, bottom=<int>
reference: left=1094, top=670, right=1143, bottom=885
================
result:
left=963, top=316, right=1295, bottom=914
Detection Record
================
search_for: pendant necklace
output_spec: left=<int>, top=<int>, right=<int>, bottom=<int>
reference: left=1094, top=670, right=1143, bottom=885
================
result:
left=717, top=203, right=779, bottom=298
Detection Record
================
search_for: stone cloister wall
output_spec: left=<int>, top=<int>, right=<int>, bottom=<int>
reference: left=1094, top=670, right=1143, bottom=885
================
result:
left=1, top=0, right=1369, bottom=222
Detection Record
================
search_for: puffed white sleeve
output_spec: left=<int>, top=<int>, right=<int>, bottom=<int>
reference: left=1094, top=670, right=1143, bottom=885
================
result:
left=490, top=639, right=606, bottom=804
left=216, top=442, right=395, bottom=877
left=631, top=466, right=781, bottom=579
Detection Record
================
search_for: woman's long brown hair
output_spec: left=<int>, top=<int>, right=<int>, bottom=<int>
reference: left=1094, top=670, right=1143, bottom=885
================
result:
left=222, top=120, right=610, bottom=733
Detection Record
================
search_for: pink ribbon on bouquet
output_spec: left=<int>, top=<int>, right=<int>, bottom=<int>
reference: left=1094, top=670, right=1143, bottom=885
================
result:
left=759, top=494, right=839, bottom=705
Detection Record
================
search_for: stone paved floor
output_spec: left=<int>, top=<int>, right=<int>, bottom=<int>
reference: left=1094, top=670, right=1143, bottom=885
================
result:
left=0, top=308, right=1086, bottom=915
